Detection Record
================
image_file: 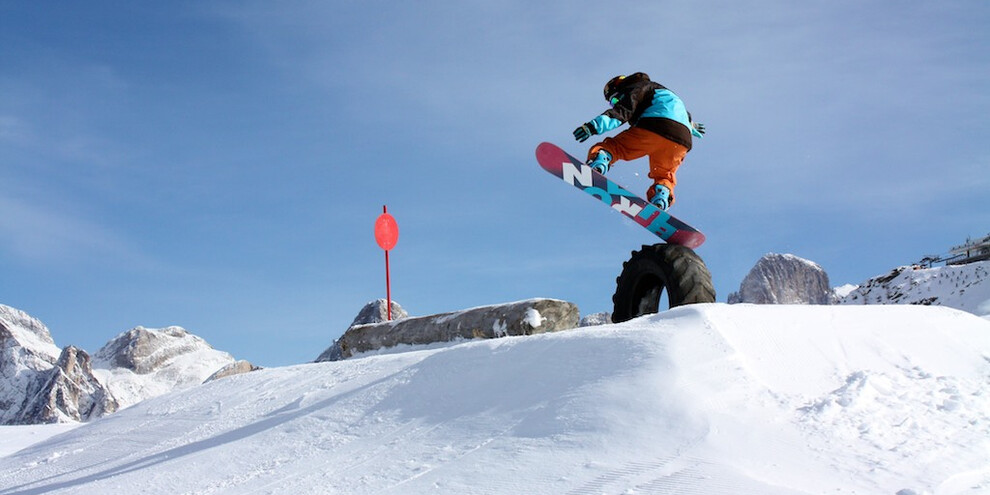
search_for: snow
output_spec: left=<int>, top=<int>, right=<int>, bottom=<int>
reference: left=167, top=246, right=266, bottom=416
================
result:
left=0, top=424, right=80, bottom=458
left=523, top=307, right=543, bottom=328
left=0, top=305, right=62, bottom=425
left=89, top=326, right=237, bottom=410
left=778, top=252, right=824, bottom=270
left=1, top=303, right=988, bottom=494
left=0, top=304, right=60, bottom=365
left=491, top=318, right=508, bottom=337
left=839, top=261, right=990, bottom=317
left=833, top=283, right=859, bottom=298
left=92, top=344, right=236, bottom=410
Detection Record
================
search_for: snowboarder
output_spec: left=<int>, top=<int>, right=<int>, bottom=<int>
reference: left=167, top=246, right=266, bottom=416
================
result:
left=573, top=73, right=705, bottom=211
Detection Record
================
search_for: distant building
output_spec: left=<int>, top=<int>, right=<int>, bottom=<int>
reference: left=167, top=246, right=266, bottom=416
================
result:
left=947, top=233, right=990, bottom=265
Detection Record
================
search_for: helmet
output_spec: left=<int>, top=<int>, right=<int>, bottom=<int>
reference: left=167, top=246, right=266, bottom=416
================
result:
left=603, top=75, right=626, bottom=101
left=603, top=72, right=651, bottom=101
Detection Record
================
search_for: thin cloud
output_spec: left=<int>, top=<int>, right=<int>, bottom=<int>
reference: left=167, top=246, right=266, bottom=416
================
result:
left=0, top=193, right=158, bottom=270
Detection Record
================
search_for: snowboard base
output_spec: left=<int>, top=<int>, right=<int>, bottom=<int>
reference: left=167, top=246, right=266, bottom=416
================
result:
left=535, top=142, right=705, bottom=248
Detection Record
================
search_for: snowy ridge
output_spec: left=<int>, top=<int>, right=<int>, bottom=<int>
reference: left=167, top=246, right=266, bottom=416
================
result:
left=778, top=252, right=825, bottom=270
left=1, top=304, right=988, bottom=494
left=839, top=260, right=990, bottom=316
left=0, top=305, right=60, bottom=358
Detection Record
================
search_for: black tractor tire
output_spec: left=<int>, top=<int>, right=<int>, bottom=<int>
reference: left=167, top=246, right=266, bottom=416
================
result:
left=612, top=243, right=716, bottom=323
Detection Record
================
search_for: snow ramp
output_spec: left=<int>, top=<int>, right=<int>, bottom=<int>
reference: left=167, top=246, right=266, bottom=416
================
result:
left=1, top=304, right=988, bottom=495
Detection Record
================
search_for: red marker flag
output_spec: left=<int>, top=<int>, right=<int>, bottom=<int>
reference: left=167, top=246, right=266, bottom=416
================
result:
left=374, top=206, right=398, bottom=320
left=374, top=208, right=399, bottom=251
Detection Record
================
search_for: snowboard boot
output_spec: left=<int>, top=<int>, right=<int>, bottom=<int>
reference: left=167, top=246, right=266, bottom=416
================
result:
left=587, top=149, right=612, bottom=175
left=648, top=184, right=672, bottom=211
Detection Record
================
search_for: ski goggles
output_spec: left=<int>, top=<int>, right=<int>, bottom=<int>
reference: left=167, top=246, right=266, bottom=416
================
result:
left=607, top=93, right=621, bottom=107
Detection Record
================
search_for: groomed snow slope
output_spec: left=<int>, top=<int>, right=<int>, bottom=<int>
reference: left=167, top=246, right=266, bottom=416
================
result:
left=1, top=304, right=988, bottom=495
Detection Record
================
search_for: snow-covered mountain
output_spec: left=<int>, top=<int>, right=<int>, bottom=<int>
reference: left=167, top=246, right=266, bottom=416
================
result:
left=92, top=325, right=240, bottom=410
left=838, top=260, right=990, bottom=316
left=18, top=345, right=119, bottom=424
left=1, top=305, right=63, bottom=424
left=0, top=304, right=243, bottom=425
left=0, top=305, right=116, bottom=424
left=726, top=254, right=990, bottom=320
left=728, top=253, right=833, bottom=304
left=1, top=304, right=987, bottom=494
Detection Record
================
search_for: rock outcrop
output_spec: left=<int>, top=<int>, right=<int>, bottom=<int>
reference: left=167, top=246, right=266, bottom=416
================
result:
left=314, top=300, right=411, bottom=362
left=580, top=312, right=612, bottom=327
left=206, top=360, right=263, bottom=383
left=349, top=299, right=409, bottom=327
left=728, top=253, right=833, bottom=305
left=2, top=305, right=63, bottom=424
left=93, top=326, right=242, bottom=409
left=21, top=346, right=119, bottom=423
left=318, top=299, right=580, bottom=361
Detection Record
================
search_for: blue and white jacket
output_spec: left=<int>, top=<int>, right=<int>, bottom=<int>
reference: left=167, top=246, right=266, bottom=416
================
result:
left=590, top=78, right=702, bottom=151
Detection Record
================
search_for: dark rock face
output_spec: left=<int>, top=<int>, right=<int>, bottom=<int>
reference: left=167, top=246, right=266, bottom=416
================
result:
left=728, top=253, right=833, bottom=305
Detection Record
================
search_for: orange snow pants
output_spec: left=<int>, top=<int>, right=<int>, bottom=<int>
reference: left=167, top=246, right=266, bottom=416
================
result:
left=587, top=127, right=688, bottom=206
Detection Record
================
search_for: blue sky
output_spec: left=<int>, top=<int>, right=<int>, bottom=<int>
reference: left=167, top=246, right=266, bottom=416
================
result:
left=2, top=1, right=988, bottom=367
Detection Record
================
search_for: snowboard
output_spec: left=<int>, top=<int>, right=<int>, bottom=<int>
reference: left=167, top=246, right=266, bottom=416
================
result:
left=535, top=142, right=706, bottom=249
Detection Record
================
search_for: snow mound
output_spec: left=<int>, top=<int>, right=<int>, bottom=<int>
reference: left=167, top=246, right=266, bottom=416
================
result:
left=1, top=304, right=988, bottom=494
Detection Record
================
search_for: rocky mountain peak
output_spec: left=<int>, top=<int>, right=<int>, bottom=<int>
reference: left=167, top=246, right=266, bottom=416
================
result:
left=0, top=304, right=56, bottom=347
left=19, top=346, right=119, bottom=424
left=92, top=325, right=240, bottom=409
left=0, top=304, right=60, bottom=366
left=1, top=304, right=63, bottom=424
left=95, top=325, right=208, bottom=375
left=2, top=305, right=251, bottom=425
left=728, top=253, right=833, bottom=304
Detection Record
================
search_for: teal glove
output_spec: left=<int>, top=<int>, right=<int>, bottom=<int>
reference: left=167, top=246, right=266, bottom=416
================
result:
left=573, top=123, right=595, bottom=143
